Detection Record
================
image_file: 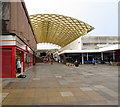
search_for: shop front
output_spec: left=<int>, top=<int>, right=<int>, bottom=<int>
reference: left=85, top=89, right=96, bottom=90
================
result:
left=0, top=35, right=36, bottom=78
left=24, top=46, right=36, bottom=70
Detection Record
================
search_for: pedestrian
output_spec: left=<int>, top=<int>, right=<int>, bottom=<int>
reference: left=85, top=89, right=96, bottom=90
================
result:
left=43, top=57, right=47, bottom=63
left=50, top=58, right=53, bottom=64
left=92, top=58, right=97, bottom=65
left=16, top=58, right=21, bottom=73
left=74, top=59, right=79, bottom=67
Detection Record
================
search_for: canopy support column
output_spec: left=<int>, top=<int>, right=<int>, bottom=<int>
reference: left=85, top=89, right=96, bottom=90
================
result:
left=82, top=53, right=84, bottom=64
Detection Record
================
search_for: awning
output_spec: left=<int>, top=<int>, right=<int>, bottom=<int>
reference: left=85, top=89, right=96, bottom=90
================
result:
left=30, top=14, right=94, bottom=47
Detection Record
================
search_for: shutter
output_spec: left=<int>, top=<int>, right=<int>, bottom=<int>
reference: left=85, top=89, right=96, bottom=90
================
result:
left=0, top=48, right=12, bottom=77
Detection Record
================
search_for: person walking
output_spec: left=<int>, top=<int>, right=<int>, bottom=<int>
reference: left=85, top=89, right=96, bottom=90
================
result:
left=74, top=59, right=79, bottom=67
left=50, top=58, right=53, bottom=64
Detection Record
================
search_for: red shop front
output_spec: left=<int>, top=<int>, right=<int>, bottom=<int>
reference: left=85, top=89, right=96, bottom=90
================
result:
left=0, top=46, right=24, bottom=78
left=0, top=35, right=36, bottom=78
left=24, top=46, right=36, bottom=70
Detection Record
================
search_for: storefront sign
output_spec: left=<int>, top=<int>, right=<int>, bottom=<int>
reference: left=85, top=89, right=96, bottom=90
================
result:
left=0, top=35, right=26, bottom=50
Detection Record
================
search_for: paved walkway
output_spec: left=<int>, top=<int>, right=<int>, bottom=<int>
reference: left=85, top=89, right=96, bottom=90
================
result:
left=1, top=63, right=118, bottom=105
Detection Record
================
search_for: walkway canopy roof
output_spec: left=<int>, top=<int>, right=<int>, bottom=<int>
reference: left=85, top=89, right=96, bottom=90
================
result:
left=30, top=14, right=94, bottom=47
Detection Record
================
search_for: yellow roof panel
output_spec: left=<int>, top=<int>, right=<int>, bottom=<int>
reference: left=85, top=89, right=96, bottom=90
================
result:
left=30, top=14, right=94, bottom=47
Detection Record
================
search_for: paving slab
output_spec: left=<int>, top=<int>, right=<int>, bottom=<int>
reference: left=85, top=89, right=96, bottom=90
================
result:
left=2, top=63, right=118, bottom=105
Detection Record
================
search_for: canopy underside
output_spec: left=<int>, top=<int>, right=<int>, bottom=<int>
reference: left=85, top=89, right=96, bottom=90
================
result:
left=30, top=14, right=94, bottom=47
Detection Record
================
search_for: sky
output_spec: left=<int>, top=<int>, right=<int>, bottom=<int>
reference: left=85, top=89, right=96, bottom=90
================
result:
left=24, top=0, right=119, bottom=36
left=37, top=43, right=61, bottom=50
left=24, top=0, right=119, bottom=49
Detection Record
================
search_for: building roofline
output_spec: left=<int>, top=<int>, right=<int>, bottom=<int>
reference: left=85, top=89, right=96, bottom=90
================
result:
left=58, top=44, right=120, bottom=55
left=21, top=0, right=37, bottom=44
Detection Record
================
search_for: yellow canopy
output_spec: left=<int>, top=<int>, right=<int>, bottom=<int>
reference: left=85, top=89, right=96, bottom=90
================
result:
left=30, top=14, right=94, bottom=47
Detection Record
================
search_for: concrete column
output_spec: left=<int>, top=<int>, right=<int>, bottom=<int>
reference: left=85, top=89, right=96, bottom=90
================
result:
left=82, top=53, right=84, bottom=64
left=113, top=51, right=115, bottom=62
left=87, top=53, right=88, bottom=61
left=101, top=52, right=103, bottom=60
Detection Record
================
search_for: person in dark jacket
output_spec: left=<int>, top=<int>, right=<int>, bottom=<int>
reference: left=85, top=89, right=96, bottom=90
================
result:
left=74, top=59, right=79, bottom=67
